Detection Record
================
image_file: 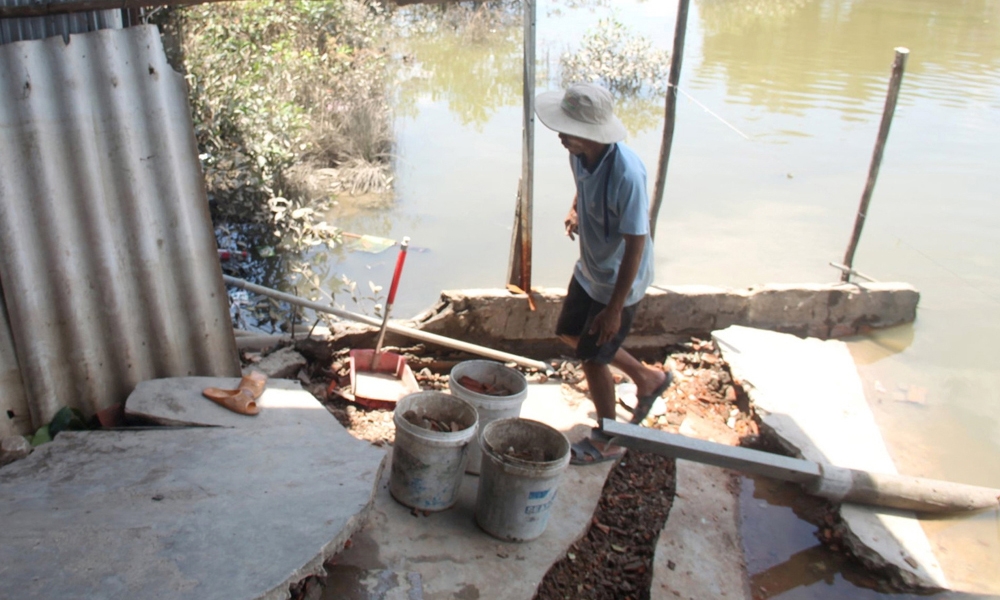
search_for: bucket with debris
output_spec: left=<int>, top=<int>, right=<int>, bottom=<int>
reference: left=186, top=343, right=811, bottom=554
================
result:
left=389, top=391, right=478, bottom=511
left=475, top=418, right=570, bottom=542
left=449, top=360, right=528, bottom=475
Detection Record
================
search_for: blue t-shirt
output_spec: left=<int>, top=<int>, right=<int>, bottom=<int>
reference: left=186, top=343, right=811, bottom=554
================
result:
left=570, top=142, right=654, bottom=307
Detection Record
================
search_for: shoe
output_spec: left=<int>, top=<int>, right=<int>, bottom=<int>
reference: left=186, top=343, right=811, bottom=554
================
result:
left=202, top=372, right=268, bottom=416
left=629, top=370, right=674, bottom=425
left=570, top=436, right=625, bottom=465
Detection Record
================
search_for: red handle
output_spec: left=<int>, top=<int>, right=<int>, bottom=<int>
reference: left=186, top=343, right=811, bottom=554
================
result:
left=386, top=237, right=409, bottom=305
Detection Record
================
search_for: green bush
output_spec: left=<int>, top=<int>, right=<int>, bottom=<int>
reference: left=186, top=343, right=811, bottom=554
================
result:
left=172, top=0, right=393, bottom=224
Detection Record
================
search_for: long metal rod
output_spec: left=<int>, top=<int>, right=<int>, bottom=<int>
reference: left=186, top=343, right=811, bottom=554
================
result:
left=841, top=47, right=909, bottom=282
left=648, top=0, right=691, bottom=240
left=222, top=275, right=551, bottom=372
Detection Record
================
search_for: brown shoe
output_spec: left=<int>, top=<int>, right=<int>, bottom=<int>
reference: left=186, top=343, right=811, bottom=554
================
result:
left=202, top=387, right=260, bottom=415
left=201, top=372, right=268, bottom=416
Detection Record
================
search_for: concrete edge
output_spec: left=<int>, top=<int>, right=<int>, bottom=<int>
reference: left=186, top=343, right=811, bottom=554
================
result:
left=652, top=460, right=751, bottom=600
left=284, top=283, right=919, bottom=360
left=263, top=454, right=389, bottom=600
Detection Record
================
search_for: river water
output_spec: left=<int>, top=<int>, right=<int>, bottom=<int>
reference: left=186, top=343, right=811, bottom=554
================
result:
left=323, top=0, right=1000, bottom=595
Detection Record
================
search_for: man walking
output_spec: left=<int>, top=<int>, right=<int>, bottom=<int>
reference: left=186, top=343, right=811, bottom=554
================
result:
left=535, top=82, right=673, bottom=465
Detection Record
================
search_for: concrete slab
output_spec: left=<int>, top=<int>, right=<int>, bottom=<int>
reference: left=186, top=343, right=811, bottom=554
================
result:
left=713, top=325, right=948, bottom=590
left=125, top=376, right=306, bottom=428
left=652, top=460, right=750, bottom=600
left=0, top=379, right=385, bottom=600
left=323, top=382, right=626, bottom=600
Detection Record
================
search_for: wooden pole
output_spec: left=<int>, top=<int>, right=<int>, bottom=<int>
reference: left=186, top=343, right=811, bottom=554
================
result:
left=0, top=0, right=235, bottom=19
left=648, top=0, right=690, bottom=240
left=507, top=0, right=535, bottom=292
left=841, top=47, right=909, bottom=282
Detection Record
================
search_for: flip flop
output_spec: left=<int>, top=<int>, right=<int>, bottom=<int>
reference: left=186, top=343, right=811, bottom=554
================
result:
left=202, top=387, right=261, bottom=416
left=202, top=371, right=268, bottom=416
left=570, top=437, right=625, bottom=466
left=629, top=370, right=674, bottom=425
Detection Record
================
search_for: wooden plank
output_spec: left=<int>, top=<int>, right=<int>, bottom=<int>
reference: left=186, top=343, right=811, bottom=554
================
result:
left=602, top=420, right=821, bottom=484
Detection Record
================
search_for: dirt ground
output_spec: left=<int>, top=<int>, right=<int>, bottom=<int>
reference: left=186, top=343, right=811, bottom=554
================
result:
left=267, top=336, right=759, bottom=600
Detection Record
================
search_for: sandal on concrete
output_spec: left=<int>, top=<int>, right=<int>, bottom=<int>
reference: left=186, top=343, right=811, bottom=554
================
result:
left=202, top=387, right=261, bottom=416
left=570, top=437, right=625, bottom=466
left=237, top=371, right=268, bottom=399
left=629, top=370, right=674, bottom=425
left=202, top=372, right=268, bottom=416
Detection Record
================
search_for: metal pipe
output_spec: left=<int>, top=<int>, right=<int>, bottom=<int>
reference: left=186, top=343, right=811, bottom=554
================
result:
left=841, top=47, right=909, bottom=282
left=222, top=275, right=551, bottom=372
left=648, top=0, right=691, bottom=240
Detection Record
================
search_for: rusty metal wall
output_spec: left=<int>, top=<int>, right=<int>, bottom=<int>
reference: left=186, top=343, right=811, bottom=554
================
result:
left=0, top=25, right=240, bottom=432
left=0, top=0, right=123, bottom=46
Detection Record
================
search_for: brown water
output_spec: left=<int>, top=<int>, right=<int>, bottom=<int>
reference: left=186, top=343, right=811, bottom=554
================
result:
left=324, top=0, right=1000, bottom=595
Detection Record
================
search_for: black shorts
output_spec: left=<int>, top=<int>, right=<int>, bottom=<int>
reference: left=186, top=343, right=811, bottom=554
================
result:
left=555, top=276, right=637, bottom=365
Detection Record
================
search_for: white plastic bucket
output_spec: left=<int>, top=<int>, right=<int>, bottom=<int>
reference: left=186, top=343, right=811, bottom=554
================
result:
left=389, top=391, right=478, bottom=511
left=449, top=360, right=529, bottom=475
left=475, top=418, right=571, bottom=542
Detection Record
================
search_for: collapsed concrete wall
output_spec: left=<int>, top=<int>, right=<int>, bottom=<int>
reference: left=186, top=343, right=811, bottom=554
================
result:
left=407, top=283, right=919, bottom=359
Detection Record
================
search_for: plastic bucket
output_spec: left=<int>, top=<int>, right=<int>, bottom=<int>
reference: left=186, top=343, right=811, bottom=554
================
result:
left=475, top=418, right=571, bottom=542
left=449, top=360, right=529, bottom=475
left=389, top=391, right=478, bottom=511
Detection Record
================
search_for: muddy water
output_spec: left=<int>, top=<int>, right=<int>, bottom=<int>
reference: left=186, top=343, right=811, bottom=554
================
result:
left=322, top=0, right=1000, bottom=594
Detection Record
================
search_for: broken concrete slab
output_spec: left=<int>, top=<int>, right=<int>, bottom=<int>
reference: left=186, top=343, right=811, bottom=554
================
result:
left=0, top=434, right=31, bottom=466
left=0, top=379, right=385, bottom=600
left=403, top=283, right=919, bottom=360
left=324, top=382, right=619, bottom=599
left=126, top=376, right=309, bottom=429
left=252, top=347, right=308, bottom=379
left=652, top=460, right=750, bottom=600
left=712, top=325, right=948, bottom=590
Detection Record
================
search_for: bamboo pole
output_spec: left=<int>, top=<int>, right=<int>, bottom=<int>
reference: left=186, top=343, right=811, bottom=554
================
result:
left=648, top=0, right=691, bottom=240
left=841, top=47, right=909, bottom=282
left=222, top=275, right=551, bottom=372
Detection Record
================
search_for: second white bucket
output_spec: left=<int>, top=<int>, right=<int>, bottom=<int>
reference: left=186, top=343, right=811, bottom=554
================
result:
left=475, top=418, right=570, bottom=542
left=389, top=391, right=478, bottom=512
left=449, top=360, right=528, bottom=475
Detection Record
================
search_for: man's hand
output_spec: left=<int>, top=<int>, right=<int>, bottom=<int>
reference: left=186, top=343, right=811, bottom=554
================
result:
left=565, top=203, right=579, bottom=241
left=589, top=305, right=622, bottom=346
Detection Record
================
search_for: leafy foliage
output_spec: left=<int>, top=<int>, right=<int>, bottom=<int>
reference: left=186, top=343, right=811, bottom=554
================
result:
left=560, top=16, right=670, bottom=96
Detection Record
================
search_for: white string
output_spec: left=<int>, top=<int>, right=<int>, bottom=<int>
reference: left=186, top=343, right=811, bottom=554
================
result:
left=670, top=83, right=751, bottom=141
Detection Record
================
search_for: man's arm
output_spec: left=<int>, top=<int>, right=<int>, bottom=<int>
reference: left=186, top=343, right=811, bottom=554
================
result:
left=589, top=233, right=645, bottom=345
left=565, top=195, right=579, bottom=240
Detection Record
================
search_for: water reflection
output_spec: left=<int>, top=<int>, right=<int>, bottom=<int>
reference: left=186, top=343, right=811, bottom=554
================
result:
left=394, top=4, right=522, bottom=128
left=696, top=0, right=1000, bottom=115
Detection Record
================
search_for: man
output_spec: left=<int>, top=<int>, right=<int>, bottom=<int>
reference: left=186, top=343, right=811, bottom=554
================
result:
left=535, top=82, right=673, bottom=465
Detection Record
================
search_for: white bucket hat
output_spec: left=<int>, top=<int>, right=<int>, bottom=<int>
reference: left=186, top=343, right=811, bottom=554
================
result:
left=535, top=82, right=627, bottom=144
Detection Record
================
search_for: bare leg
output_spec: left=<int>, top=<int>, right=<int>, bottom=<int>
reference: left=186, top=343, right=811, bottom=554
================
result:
left=559, top=335, right=668, bottom=424
left=581, top=360, right=617, bottom=422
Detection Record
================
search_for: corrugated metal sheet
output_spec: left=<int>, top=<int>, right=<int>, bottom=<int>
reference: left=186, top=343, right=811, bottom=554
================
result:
left=0, top=25, right=240, bottom=433
left=1, top=0, right=122, bottom=46
left=0, top=291, right=30, bottom=436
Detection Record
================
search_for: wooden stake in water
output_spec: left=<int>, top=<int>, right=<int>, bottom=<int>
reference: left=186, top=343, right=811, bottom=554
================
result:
left=648, top=0, right=691, bottom=240
left=507, top=0, right=536, bottom=292
left=841, top=47, right=909, bottom=282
